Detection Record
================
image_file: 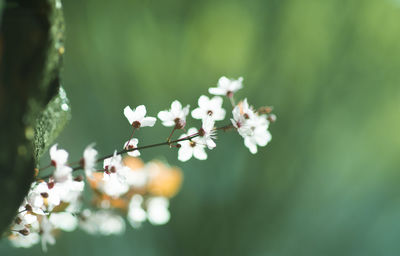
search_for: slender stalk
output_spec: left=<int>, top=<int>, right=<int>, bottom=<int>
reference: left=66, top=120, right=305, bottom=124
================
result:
left=39, top=124, right=235, bottom=179
left=125, top=127, right=136, bottom=148
left=166, top=127, right=176, bottom=143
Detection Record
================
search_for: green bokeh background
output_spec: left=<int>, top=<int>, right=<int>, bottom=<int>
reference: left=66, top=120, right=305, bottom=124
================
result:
left=2, top=0, right=400, bottom=255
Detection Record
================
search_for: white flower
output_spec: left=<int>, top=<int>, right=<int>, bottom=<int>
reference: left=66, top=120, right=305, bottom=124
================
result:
left=209, top=76, right=243, bottom=97
left=80, top=210, right=125, bottom=236
left=242, top=115, right=272, bottom=154
left=50, top=144, right=72, bottom=183
left=83, top=144, right=98, bottom=177
left=16, top=206, right=38, bottom=225
left=124, top=138, right=140, bottom=157
left=146, top=197, right=170, bottom=225
left=191, top=95, right=226, bottom=121
left=157, top=100, right=190, bottom=129
left=9, top=232, right=40, bottom=248
left=231, top=99, right=272, bottom=154
left=53, top=165, right=73, bottom=184
left=49, top=212, right=78, bottom=232
left=125, top=168, right=148, bottom=188
left=40, top=217, right=55, bottom=252
left=231, top=98, right=257, bottom=136
left=55, top=179, right=84, bottom=203
left=32, top=182, right=61, bottom=211
left=103, top=151, right=125, bottom=181
left=49, top=144, right=68, bottom=167
left=101, top=174, right=129, bottom=197
left=127, top=195, right=147, bottom=228
left=124, top=105, right=156, bottom=128
left=177, top=128, right=207, bottom=162
left=198, top=116, right=216, bottom=149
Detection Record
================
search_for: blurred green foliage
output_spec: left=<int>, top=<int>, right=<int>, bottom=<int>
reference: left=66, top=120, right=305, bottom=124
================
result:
left=2, top=0, right=400, bottom=255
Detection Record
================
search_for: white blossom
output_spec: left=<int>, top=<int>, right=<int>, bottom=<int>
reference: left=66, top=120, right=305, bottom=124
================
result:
left=49, top=212, right=78, bottom=232
left=9, top=232, right=40, bottom=248
left=80, top=210, right=125, bottom=236
left=55, top=179, right=84, bottom=203
left=198, top=116, right=216, bottom=149
left=50, top=144, right=72, bottom=183
left=242, top=115, right=272, bottom=154
left=177, top=128, right=207, bottom=162
left=125, top=168, right=148, bottom=188
left=157, top=100, right=190, bottom=129
left=231, top=99, right=272, bottom=154
left=32, top=182, right=61, bottom=211
left=191, top=95, right=226, bottom=122
left=49, top=144, right=68, bottom=167
left=124, top=138, right=140, bottom=157
left=83, top=144, right=98, bottom=177
left=124, top=105, right=156, bottom=128
left=127, top=195, right=147, bottom=228
left=103, top=151, right=125, bottom=181
left=209, top=76, right=243, bottom=97
left=40, top=217, right=55, bottom=252
left=146, top=197, right=170, bottom=225
left=101, top=174, right=129, bottom=197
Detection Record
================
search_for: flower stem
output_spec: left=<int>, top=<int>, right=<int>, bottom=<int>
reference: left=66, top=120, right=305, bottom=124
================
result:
left=125, top=127, right=136, bottom=149
left=39, top=123, right=235, bottom=179
left=166, top=127, right=176, bottom=144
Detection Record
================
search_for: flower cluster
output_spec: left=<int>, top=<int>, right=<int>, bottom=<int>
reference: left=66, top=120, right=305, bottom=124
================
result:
left=7, top=76, right=275, bottom=251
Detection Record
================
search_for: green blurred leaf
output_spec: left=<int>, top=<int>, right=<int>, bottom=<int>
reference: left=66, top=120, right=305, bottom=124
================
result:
left=34, top=86, right=71, bottom=164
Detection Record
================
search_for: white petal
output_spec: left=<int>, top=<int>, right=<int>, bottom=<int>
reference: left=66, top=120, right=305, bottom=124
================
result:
left=198, top=95, right=209, bottom=108
left=182, top=104, right=190, bottom=117
left=217, top=76, right=230, bottom=89
left=206, top=139, right=216, bottom=149
left=123, top=106, right=134, bottom=124
left=244, top=137, right=258, bottom=154
left=193, top=146, right=207, bottom=160
left=171, top=100, right=182, bottom=114
left=255, top=130, right=271, bottom=147
left=211, top=96, right=223, bottom=107
left=178, top=147, right=193, bottom=162
left=191, top=108, right=204, bottom=120
left=141, top=117, right=157, bottom=127
left=49, top=212, right=78, bottom=232
left=147, top=197, right=170, bottom=225
left=134, top=105, right=147, bottom=120
left=213, top=108, right=226, bottom=121
left=127, top=150, right=140, bottom=157
left=157, top=110, right=173, bottom=122
left=208, top=87, right=226, bottom=96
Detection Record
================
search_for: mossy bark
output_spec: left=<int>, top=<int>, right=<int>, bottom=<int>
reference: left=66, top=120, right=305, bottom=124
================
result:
left=0, top=0, right=69, bottom=234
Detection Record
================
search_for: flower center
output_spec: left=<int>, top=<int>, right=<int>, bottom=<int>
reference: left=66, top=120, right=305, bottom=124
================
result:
left=207, top=110, right=213, bottom=116
left=47, top=182, right=55, bottom=189
left=40, top=192, right=49, bottom=198
left=190, top=141, right=196, bottom=147
left=244, top=113, right=250, bottom=119
left=174, top=118, right=185, bottom=129
left=132, top=121, right=141, bottom=128
left=198, top=128, right=205, bottom=137
left=226, top=91, right=233, bottom=98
